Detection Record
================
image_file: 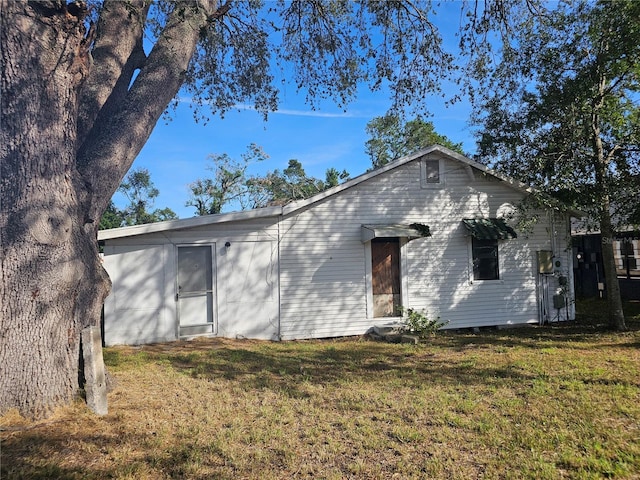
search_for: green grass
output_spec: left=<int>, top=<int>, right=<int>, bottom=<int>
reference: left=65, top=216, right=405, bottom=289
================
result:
left=2, top=299, right=639, bottom=479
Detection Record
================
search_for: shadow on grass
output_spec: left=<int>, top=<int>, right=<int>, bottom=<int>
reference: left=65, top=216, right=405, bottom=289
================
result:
left=154, top=299, right=638, bottom=395
left=437, top=297, right=640, bottom=350
left=96, top=298, right=640, bottom=397
left=3, top=299, right=638, bottom=480
left=0, top=429, right=241, bottom=480
left=1, top=430, right=139, bottom=480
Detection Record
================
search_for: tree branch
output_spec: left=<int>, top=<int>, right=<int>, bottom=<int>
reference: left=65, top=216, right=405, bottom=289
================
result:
left=77, top=0, right=219, bottom=222
left=76, top=0, right=149, bottom=148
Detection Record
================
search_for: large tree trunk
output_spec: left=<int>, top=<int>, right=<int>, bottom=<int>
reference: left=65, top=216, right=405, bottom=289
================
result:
left=1, top=0, right=216, bottom=418
left=0, top=0, right=109, bottom=418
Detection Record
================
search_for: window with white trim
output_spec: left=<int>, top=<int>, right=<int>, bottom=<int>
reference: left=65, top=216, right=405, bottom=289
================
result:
left=420, top=159, right=442, bottom=187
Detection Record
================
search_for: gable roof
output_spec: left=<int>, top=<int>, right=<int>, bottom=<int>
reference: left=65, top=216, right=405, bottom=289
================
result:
left=98, top=145, right=549, bottom=241
left=281, top=145, right=534, bottom=215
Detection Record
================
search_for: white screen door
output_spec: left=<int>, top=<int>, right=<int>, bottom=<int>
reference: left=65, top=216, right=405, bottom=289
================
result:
left=177, top=245, right=215, bottom=336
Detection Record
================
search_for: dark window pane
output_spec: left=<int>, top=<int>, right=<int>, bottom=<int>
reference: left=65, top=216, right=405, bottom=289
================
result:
left=473, top=238, right=499, bottom=280
left=620, top=239, right=634, bottom=256
left=621, top=240, right=637, bottom=270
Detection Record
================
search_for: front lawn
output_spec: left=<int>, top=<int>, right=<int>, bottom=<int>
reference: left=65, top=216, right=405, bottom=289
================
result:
left=2, top=299, right=639, bottom=479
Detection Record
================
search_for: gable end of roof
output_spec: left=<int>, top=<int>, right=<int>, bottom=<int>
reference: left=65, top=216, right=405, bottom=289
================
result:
left=282, top=145, right=534, bottom=215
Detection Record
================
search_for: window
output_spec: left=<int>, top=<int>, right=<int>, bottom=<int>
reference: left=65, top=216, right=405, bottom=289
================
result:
left=463, top=218, right=515, bottom=282
left=421, top=159, right=441, bottom=186
left=472, top=238, right=499, bottom=280
left=616, top=238, right=639, bottom=278
left=620, top=239, right=637, bottom=271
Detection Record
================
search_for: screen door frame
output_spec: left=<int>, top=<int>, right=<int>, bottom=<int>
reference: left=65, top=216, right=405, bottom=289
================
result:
left=176, top=244, right=217, bottom=337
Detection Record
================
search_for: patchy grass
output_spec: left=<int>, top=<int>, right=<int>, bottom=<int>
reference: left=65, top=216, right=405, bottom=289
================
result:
left=2, top=299, right=639, bottom=479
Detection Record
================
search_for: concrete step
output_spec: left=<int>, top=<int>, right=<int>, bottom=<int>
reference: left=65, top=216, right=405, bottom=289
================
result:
left=372, top=322, right=405, bottom=336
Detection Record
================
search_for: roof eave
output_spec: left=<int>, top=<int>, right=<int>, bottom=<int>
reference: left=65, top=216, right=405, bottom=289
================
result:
left=98, top=206, right=282, bottom=241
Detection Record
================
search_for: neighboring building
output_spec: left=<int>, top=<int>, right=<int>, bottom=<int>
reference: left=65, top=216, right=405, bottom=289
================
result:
left=98, top=146, right=577, bottom=346
left=572, top=231, right=640, bottom=300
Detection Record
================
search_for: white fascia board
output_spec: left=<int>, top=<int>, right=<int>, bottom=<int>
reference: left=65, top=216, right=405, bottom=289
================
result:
left=98, top=206, right=282, bottom=240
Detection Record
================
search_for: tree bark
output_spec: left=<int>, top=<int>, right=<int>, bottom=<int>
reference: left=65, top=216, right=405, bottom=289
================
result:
left=591, top=83, right=627, bottom=331
left=599, top=204, right=626, bottom=331
left=0, top=0, right=107, bottom=418
left=76, top=0, right=213, bottom=223
left=1, top=0, right=218, bottom=418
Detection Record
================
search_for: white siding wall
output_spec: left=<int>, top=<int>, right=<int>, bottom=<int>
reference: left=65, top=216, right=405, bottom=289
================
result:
left=278, top=153, right=573, bottom=339
left=216, top=240, right=279, bottom=340
left=103, top=153, right=575, bottom=345
left=103, top=244, right=176, bottom=345
left=102, top=218, right=279, bottom=345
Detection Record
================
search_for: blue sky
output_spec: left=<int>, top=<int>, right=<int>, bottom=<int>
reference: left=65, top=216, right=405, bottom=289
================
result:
left=115, top=6, right=479, bottom=219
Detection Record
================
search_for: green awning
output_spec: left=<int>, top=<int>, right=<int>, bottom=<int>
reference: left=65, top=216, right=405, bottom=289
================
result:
left=462, top=218, right=517, bottom=240
left=361, top=223, right=431, bottom=243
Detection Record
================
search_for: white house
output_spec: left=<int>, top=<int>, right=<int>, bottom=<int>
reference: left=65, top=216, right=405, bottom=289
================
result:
left=98, top=146, right=577, bottom=346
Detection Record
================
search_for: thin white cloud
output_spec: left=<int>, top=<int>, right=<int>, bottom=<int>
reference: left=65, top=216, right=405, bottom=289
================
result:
left=177, top=97, right=366, bottom=118
left=233, top=103, right=361, bottom=119
left=275, top=108, right=353, bottom=118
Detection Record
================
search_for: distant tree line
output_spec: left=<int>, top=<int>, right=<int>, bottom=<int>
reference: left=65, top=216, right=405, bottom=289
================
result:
left=186, top=147, right=351, bottom=216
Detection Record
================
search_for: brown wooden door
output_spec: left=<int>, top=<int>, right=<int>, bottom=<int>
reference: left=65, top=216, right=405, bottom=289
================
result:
left=371, top=238, right=401, bottom=317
